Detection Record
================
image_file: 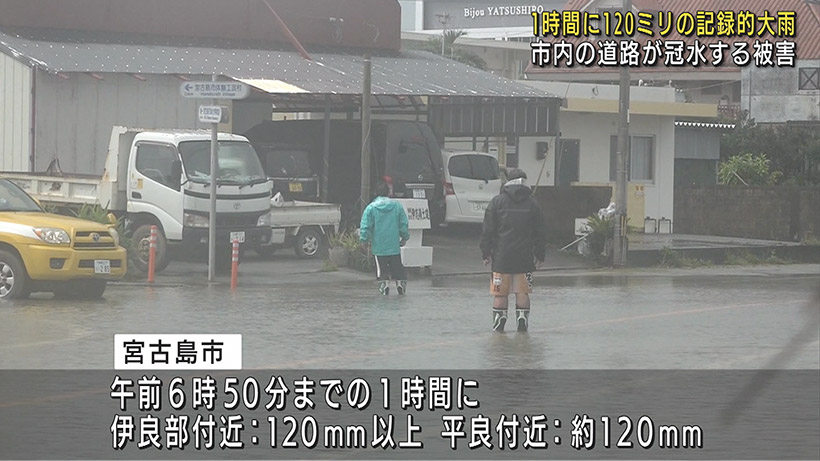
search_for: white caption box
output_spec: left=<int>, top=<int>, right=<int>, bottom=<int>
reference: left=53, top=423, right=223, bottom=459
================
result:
left=114, top=334, right=242, bottom=370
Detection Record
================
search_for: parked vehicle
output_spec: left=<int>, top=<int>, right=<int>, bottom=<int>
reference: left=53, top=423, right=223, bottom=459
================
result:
left=254, top=143, right=320, bottom=201
left=244, top=120, right=445, bottom=226
left=442, top=150, right=503, bottom=224
left=0, top=178, right=126, bottom=299
left=256, top=195, right=341, bottom=259
left=2, top=127, right=272, bottom=273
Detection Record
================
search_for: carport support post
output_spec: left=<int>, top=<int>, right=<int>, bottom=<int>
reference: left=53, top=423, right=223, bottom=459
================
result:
left=613, top=0, right=631, bottom=267
left=208, top=74, right=218, bottom=282
left=322, top=95, right=331, bottom=202
left=360, top=54, right=372, bottom=217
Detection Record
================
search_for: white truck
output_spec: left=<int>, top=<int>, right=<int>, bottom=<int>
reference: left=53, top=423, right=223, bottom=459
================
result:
left=2, top=126, right=273, bottom=273
left=257, top=197, right=341, bottom=259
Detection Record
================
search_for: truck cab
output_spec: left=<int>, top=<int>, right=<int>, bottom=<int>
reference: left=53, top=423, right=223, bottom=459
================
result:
left=122, top=130, right=273, bottom=271
left=0, top=178, right=126, bottom=299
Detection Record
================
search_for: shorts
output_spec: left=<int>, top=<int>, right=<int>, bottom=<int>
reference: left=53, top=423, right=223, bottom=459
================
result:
left=375, top=254, right=407, bottom=281
left=490, top=272, right=533, bottom=296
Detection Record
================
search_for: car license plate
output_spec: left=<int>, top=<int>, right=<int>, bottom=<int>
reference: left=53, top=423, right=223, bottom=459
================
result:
left=230, top=231, right=245, bottom=243
left=412, top=189, right=426, bottom=199
left=472, top=202, right=488, bottom=212
left=94, top=260, right=111, bottom=274
left=289, top=182, right=303, bottom=192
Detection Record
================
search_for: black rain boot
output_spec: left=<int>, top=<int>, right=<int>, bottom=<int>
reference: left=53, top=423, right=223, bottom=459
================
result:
left=492, top=309, right=508, bottom=333
left=516, top=308, right=530, bottom=332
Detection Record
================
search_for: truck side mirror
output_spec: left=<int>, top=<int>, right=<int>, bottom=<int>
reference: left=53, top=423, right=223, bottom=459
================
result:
left=171, top=160, right=183, bottom=190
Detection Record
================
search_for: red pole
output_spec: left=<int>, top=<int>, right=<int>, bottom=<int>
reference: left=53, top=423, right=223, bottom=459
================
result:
left=230, top=239, right=239, bottom=290
left=147, top=225, right=157, bottom=283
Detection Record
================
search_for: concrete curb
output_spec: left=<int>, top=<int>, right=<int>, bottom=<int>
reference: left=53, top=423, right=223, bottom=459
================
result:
left=627, top=243, right=820, bottom=267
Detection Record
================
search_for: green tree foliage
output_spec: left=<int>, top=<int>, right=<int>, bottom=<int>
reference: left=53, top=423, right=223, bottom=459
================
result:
left=409, top=30, right=487, bottom=70
left=718, top=153, right=782, bottom=186
left=721, top=113, right=820, bottom=185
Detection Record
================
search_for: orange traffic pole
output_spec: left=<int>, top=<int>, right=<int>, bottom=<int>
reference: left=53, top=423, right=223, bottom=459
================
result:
left=230, top=239, right=239, bottom=290
left=147, top=225, right=157, bottom=283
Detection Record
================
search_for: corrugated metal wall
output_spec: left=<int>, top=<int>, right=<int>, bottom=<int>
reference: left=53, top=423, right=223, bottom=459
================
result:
left=33, top=72, right=210, bottom=174
left=0, top=53, right=32, bottom=171
left=674, top=127, right=721, bottom=160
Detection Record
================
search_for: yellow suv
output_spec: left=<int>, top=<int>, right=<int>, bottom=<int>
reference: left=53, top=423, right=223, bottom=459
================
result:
left=0, top=178, right=126, bottom=299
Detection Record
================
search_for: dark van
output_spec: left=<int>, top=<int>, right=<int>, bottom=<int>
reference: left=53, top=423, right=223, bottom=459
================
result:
left=244, top=120, right=445, bottom=225
left=253, top=143, right=319, bottom=201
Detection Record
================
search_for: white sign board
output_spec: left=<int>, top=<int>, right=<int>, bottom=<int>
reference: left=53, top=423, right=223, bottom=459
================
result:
left=114, top=334, right=242, bottom=370
left=575, top=218, right=590, bottom=236
left=198, top=105, right=223, bottom=124
left=394, top=199, right=431, bottom=230
left=180, top=81, right=249, bottom=99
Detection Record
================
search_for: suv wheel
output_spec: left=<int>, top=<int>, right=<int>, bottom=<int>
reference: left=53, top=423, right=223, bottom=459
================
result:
left=0, top=250, right=31, bottom=300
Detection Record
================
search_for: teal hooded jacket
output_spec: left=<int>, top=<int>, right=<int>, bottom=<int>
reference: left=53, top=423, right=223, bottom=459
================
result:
left=360, top=196, right=411, bottom=256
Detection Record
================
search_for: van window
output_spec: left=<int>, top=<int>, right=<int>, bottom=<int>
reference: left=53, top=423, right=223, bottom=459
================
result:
left=265, top=149, right=313, bottom=178
left=449, top=155, right=500, bottom=181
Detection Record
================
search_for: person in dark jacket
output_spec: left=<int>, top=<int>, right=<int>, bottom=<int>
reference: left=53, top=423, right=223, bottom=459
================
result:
left=480, top=168, right=547, bottom=332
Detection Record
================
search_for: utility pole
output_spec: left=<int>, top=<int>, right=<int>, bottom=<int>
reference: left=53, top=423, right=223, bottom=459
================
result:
left=208, top=73, right=218, bottom=282
left=360, top=54, right=372, bottom=217
left=613, top=0, right=631, bottom=266
left=436, top=13, right=450, bottom=56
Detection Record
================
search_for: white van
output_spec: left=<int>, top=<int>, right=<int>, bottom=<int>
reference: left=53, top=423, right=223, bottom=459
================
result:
left=442, top=150, right=503, bottom=224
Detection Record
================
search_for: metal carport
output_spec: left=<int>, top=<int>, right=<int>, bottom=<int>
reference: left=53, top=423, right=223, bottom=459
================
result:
left=1, top=27, right=560, bottom=194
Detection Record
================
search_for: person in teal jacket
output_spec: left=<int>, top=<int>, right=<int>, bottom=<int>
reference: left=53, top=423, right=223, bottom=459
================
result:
left=360, top=182, right=410, bottom=295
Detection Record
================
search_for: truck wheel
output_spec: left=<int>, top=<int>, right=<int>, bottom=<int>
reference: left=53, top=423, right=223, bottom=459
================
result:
left=0, top=250, right=31, bottom=300
left=131, top=224, right=170, bottom=274
left=294, top=228, right=324, bottom=259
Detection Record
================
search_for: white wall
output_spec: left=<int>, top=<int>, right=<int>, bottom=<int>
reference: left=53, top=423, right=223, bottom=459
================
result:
left=525, top=80, right=677, bottom=103
left=742, top=59, right=820, bottom=123
left=519, top=111, right=676, bottom=223
left=398, top=0, right=424, bottom=31
left=518, top=136, right=556, bottom=187
left=0, top=54, right=31, bottom=171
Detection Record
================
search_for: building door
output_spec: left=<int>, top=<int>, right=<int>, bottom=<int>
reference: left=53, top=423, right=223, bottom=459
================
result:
left=556, top=139, right=580, bottom=186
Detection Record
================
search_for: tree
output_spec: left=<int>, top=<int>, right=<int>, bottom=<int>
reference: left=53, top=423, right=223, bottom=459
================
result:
left=721, top=112, right=820, bottom=185
left=718, top=153, right=782, bottom=185
left=410, top=30, right=487, bottom=71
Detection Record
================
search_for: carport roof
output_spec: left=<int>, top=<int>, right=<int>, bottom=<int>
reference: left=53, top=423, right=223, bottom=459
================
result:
left=0, top=27, right=557, bottom=99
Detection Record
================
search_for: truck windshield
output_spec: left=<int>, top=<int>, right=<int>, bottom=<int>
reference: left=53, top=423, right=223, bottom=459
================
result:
left=0, top=179, right=43, bottom=212
left=178, top=141, right=266, bottom=185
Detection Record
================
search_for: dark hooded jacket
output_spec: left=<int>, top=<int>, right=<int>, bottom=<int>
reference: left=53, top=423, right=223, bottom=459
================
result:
left=480, top=180, right=547, bottom=274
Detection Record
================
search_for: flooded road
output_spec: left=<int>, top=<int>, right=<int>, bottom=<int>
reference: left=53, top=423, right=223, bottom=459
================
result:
left=1, top=266, right=817, bottom=370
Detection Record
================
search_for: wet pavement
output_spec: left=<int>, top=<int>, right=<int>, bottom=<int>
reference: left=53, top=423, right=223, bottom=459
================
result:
left=1, top=264, right=817, bottom=370
left=428, top=224, right=592, bottom=275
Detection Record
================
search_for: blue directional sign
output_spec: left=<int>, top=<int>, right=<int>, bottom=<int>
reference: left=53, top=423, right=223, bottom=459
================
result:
left=180, top=81, right=249, bottom=99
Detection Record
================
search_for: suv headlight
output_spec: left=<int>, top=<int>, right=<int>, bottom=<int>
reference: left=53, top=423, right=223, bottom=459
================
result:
left=183, top=212, right=209, bottom=228
left=257, top=213, right=272, bottom=227
left=33, top=228, right=71, bottom=245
